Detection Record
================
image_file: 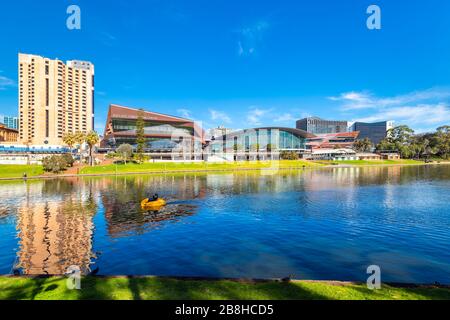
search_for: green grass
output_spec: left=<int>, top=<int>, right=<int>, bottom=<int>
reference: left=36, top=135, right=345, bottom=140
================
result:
left=0, top=159, right=436, bottom=180
left=0, top=276, right=448, bottom=300
left=79, top=160, right=322, bottom=175
left=0, top=164, right=44, bottom=178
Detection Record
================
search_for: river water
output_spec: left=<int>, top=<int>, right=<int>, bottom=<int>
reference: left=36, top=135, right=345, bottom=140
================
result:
left=0, top=165, right=449, bottom=284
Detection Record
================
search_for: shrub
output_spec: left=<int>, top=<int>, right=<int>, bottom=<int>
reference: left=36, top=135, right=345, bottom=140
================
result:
left=117, top=144, right=133, bottom=164
left=280, top=151, right=299, bottom=160
left=106, top=152, right=119, bottom=159
left=42, top=155, right=70, bottom=173
left=61, top=153, right=75, bottom=167
left=133, top=153, right=150, bottom=164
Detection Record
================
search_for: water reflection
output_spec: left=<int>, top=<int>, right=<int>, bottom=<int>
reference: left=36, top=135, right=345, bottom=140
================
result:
left=15, top=179, right=97, bottom=275
left=0, top=165, right=448, bottom=282
left=98, top=176, right=202, bottom=237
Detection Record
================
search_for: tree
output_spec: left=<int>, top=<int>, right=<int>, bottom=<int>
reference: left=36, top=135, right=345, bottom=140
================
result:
left=136, top=109, right=146, bottom=157
left=62, top=132, right=76, bottom=153
left=42, top=155, right=69, bottom=173
left=61, top=153, right=75, bottom=167
left=353, top=138, right=373, bottom=152
left=85, top=131, right=100, bottom=166
left=387, top=125, right=414, bottom=144
left=435, top=125, right=450, bottom=159
left=377, top=125, right=415, bottom=159
left=74, top=131, right=86, bottom=157
left=117, top=144, right=133, bottom=164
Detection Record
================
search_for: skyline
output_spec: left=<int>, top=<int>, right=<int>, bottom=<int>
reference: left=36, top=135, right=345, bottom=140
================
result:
left=1, top=0, right=450, bottom=133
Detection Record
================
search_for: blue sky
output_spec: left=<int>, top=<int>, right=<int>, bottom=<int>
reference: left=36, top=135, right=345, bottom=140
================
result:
left=0, top=0, right=449, bottom=133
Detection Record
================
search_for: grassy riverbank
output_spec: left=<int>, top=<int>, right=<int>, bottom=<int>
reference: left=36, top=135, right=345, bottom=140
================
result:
left=79, top=160, right=322, bottom=175
left=0, top=159, right=435, bottom=180
left=0, top=164, right=43, bottom=178
left=0, top=276, right=448, bottom=300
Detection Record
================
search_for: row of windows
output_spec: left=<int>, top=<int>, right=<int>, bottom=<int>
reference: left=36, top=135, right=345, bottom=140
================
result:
left=210, top=129, right=306, bottom=152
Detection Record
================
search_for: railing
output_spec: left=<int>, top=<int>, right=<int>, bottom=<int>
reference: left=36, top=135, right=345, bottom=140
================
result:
left=0, top=146, right=71, bottom=154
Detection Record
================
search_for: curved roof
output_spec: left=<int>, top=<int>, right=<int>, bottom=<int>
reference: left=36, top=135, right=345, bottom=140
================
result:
left=214, top=127, right=316, bottom=139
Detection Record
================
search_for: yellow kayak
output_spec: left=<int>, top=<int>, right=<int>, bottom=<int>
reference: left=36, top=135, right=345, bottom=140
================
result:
left=141, top=198, right=166, bottom=209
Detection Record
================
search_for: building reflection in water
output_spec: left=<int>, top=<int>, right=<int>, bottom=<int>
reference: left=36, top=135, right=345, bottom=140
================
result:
left=4, top=165, right=441, bottom=275
left=15, top=178, right=97, bottom=275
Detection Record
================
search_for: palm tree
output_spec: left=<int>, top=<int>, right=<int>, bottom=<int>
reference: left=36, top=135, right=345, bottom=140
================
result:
left=62, top=132, right=76, bottom=154
left=74, top=131, right=86, bottom=155
left=85, top=131, right=100, bottom=166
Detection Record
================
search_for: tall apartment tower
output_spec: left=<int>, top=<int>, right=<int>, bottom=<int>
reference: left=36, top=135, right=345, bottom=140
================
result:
left=18, top=53, right=95, bottom=145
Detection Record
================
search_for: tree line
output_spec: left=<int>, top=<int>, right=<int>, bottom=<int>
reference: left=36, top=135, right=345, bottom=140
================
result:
left=353, top=125, right=450, bottom=159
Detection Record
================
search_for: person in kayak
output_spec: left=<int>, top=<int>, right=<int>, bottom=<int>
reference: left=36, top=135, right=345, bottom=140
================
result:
left=149, top=193, right=159, bottom=202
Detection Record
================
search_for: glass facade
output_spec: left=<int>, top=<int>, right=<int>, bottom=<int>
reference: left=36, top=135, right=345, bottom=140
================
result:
left=108, top=119, right=195, bottom=150
left=350, top=121, right=393, bottom=145
left=209, top=128, right=307, bottom=153
left=3, top=116, right=18, bottom=130
left=296, top=117, right=348, bottom=134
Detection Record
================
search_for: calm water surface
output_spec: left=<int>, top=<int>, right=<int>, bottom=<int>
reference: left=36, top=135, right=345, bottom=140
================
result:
left=0, top=165, right=449, bottom=283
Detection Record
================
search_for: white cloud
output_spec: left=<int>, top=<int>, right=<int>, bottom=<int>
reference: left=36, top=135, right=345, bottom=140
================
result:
left=177, top=108, right=192, bottom=119
left=353, top=103, right=450, bottom=127
left=246, top=107, right=272, bottom=126
left=0, top=75, right=15, bottom=90
left=237, top=20, right=269, bottom=57
left=331, top=87, right=450, bottom=131
left=209, top=109, right=231, bottom=124
left=274, top=113, right=295, bottom=123
left=330, top=87, right=450, bottom=111
left=100, top=32, right=118, bottom=47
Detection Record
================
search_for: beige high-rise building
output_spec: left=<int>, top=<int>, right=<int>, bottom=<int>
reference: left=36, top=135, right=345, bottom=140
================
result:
left=18, top=53, right=95, bottom=145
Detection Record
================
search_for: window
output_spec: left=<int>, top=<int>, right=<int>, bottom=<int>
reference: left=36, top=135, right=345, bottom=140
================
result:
left=45, top=78, right=49, bottom=106
left=45, top=110, right=49, bottom=138
left=45, top=65, right=49, bottom=75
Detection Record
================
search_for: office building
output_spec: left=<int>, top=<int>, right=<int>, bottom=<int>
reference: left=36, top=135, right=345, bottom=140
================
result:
left=0, top=123, right=18, bottom=142
left=101, top=104, right=204, bottom=159
left=296, top=117, right=348, bottom=134
left=350, top=121, right=394, bottom=145
left=2, top=116, right=18, bottom=130
left=206, top=127, right=314, bottom=161
left=18, top=53, right=95, bottom=145
left=208, top=126, right=235, bottom=140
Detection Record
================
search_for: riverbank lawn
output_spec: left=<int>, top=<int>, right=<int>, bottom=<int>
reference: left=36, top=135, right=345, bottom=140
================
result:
left=316, top=159, right=423, bottom=166
left=0, top=276, right=448, bottom=300
left=79, top=160, right=321, bottom=175
left=0, top=165, right=44, bottom=178
left=0, top=159, right=434, bottom=180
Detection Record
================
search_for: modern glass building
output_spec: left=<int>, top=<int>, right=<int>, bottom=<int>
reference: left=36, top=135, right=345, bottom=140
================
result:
left=350, top=121, right=394, bottom=145
left=296, top=117, right=348, bottom=134
left=2, top=116, right=18, bottom=130
left=101, top=104, right=204, bottom=158
left=206, top=127, right=314, bottom=160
